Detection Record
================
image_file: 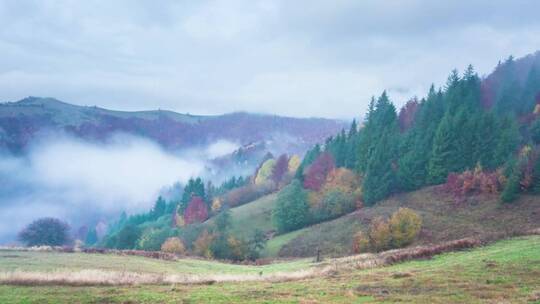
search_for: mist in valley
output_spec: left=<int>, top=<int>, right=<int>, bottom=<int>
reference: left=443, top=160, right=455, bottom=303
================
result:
left=0, top=134, right=244, bottom=244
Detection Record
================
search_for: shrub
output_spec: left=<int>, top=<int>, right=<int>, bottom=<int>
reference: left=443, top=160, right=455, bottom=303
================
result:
left=352, top=230, right=370, bottom=254
left=161, top=237, right=186, bottom=255
left=368, top=217, right=392, bottom=252
left=388, top=208, right=422, bottom=248
left=355, top=209, right=423, bottom=253
left=193, top=230, right=215, bottom=258
left=501, top=172, right=520, bottom=203
left=227, top=236, right=249, bottom=261
left=137, top=228, right=170, bottom=251
left=322, top=168, right=360, bottom=194
left=312, top=189, right=355, bottom=222
left=18, top=217, right=70, bottom=247
left=443, top=165, right=504, bottom=203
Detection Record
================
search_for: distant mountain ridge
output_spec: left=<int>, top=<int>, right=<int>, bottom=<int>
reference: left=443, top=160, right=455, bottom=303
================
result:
left=0, top=97, right=346, bottom=155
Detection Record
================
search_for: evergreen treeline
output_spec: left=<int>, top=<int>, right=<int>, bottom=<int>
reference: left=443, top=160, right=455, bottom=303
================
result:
left=304, top=58, right=540, bottom=206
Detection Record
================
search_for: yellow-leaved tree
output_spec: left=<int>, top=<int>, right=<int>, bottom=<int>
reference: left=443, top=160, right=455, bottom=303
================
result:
left=255, top=159, right=276, bottom=185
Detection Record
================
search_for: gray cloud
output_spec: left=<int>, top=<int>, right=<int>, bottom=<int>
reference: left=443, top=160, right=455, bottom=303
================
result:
left=1, top=0, right=539, bottom=118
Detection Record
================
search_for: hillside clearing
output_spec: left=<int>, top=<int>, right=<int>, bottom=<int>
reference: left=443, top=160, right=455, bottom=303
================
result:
left=276, top=187, right=540, bottom=257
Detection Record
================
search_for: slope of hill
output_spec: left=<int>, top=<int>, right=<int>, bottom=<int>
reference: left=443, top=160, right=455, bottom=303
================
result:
left=1, top=235, right=539, bottom=303
left=244, top=186, right=540, bottom=257
left=0, top=96, right=346, bottom=155
left=202, top=193, right=277, bottom=240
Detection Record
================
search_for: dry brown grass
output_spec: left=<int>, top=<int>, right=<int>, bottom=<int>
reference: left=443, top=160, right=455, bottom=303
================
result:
left=0, top=268, right=322, bottom=286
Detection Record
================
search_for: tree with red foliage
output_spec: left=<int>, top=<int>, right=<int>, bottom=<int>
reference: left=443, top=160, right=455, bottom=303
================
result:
left=271, top=154, right=289, bottom=185
left=183, top=196, right=208, bottom=225
left=398, top=98, right=419, bottom=132
left=303, top=152, right=335, bottom=191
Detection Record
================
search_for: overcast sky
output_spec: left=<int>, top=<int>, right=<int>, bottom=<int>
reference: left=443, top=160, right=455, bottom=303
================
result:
left=1, top=0, right=539, bottom=118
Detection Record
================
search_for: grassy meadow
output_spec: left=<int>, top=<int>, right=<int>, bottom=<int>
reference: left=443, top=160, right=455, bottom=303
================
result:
left=0, top=235, right=539, bottom=303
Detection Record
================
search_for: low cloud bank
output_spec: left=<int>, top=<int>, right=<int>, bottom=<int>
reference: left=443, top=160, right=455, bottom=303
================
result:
left=0, top=134, right=240, bottom=243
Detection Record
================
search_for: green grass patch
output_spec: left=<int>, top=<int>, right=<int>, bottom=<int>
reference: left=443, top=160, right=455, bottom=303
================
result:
left=262, top=228, right=307, bottom=257
left=1, top=236, right=540, bottom=303
left=0, top=250, right=311, bottom=275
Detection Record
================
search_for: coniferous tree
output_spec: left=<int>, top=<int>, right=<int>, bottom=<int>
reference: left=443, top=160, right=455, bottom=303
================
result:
left=152, top=196, right=166, bottom=219
left=85, top=228, right=98, bottom=246
left=344, top=119, right=359, bottom=169
left=520, top=65, right=540, bottom=114
left=428, top=114, right=460, bottom=184
left=272, top=180, right=309, bottom=233
left=295, top=144, right=321, bottom=180
left=493, top=117, right=520, bottom=168
left=356, top=97, right=376, bottom=173
left=474, top=111, right=499, bottom=169
left=363, top=131, right=397, bottom=205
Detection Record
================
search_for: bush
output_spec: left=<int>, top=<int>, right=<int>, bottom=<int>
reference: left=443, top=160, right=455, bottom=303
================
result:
left=352, top=231, right=370, bottom=254
left=161, top=237, right=186, bottom=255
left=193, top=230, right=215, bottom=258
left=322, top=168, right=360, bottom=193
left=227, top=236, right=249, bottom=261
left=443, top=166, right=504, bottom=203
left=137, top=228, right=170, bottom=251
left=18, top=217, right=70, bottom=246
left=354, top=209, right=423, bottom=253
left=312, top=189, right=355, bottom=222
left=388, top=208, right=422, bottom=248
left=368, top=217, right=392, bottom=252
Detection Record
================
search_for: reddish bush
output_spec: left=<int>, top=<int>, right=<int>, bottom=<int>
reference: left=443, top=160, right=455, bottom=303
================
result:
left=183, top=196, right=208, bottom=225
left=443, top=166, right=504, bottom=203
left=303, top=153, right=335, bottom=191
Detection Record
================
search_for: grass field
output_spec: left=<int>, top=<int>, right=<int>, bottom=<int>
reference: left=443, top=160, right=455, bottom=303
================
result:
left=0, top=250, right=310, bottom=276
left=1, top=235, right=539, bottom=303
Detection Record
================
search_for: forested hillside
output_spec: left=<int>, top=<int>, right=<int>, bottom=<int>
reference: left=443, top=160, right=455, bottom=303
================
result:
left=0, top=97, right=344, bottom=155
left=91, top=52, right=540, bottom=261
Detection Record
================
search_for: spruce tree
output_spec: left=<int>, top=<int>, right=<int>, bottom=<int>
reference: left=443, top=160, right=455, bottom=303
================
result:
left=520, top=65, right=540, bottom=114
left=272, top=180, right=309, bottom=233
left=363, top=130, right=398, bottom=205
left=428, top=114, right=460, bottom=184
left=493, top=117, right=520, bottom=168
left=474, top=111, right=498, bottom=169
